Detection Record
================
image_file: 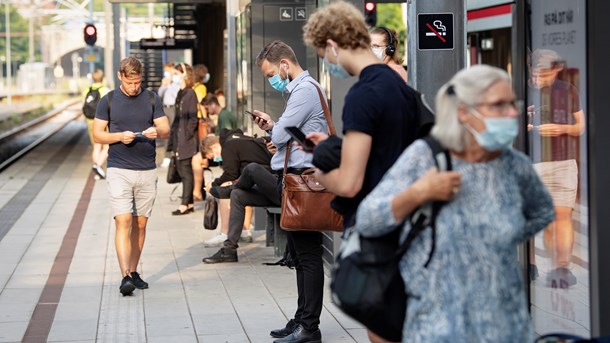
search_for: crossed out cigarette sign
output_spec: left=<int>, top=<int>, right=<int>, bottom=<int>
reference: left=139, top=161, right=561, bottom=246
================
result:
left=418, top=13, right=454, bottom=50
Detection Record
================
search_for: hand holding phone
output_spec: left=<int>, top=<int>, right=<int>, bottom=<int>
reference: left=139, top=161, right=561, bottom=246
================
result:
left=246, top=110, right=268, bottom=125
left=285, top=126, right=315, bottom=152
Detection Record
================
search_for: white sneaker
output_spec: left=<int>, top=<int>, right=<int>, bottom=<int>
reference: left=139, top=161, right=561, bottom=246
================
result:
left=160, top=157, right=171, bottom=168
left=240, top=230, right=253, bottom=243
left=93, top=164, right=106, bottom=179
left=204, top=233, right=227, bottom=247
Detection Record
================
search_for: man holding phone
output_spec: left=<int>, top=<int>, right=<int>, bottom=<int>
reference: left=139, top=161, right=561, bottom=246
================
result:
left=202, top=40, right=328, bottom=343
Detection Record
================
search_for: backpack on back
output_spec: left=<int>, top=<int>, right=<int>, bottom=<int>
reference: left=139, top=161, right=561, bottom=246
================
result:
left=83, top=87, right=102, bottom=119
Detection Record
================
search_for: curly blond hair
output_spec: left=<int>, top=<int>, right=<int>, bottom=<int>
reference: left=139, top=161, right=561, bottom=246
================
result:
left=303, top=1, right=370, bottom=50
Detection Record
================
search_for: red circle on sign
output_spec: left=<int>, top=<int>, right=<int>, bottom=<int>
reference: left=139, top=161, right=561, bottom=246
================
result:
left=365, top=2, right=375, bottom=11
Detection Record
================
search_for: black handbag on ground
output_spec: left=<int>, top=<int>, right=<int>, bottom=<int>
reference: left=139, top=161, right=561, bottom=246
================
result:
left=330, top=137, right=451, bottom=342
left=166, top=155, right=181, bottom=184
left=203, top=197, right=219, bottom=230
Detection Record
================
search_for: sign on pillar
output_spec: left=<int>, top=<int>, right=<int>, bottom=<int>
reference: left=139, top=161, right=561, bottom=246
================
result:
left=418, top=13, right=454, bottom=50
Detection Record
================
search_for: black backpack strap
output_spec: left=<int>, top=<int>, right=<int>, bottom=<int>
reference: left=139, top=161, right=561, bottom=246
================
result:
left=147, top=89, right=155, bottom=118
left=396, top=136, right=451, bottom=267
left=107, top=90, right=113, bottom=118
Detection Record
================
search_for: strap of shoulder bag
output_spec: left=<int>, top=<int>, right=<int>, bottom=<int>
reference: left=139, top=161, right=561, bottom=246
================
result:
left=283, top=81, right=337, bottom=176
left=395, top=136, right=451, bottom=267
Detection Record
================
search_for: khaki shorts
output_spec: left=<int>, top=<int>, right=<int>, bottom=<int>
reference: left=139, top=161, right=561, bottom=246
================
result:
left=106, top=168, right=158, bottom=217
left=86, top=118, right=95, bottom=145
left=533, top=159, right=578, bottom=209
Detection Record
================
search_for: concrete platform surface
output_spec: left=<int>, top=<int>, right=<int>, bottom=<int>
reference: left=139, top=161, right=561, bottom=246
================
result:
left=0, top=120, right=368, bottom=343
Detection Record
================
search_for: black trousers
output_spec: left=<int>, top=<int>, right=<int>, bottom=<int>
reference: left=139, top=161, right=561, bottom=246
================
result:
left=224, top=163, right=281, bottom=249
left=287, top=230, right=323, bottom=332
left=176, top=157, right=194, bottom=206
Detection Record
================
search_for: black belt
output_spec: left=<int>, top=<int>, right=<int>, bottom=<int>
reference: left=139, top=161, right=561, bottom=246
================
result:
left=273, top=167, right=309, bottom=175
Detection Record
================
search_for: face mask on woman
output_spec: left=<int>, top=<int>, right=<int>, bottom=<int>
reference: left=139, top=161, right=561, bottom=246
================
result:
left=324, top=46, right=351, bottom=79
left=372, top=47, right=385, bottom=61
left=203, top=73, right=210, bottom=83
left=465, top=109, right=518, bottom=151
left=268, top=64, right=289, bottom=92
left=172, top=74, right=182, bottom=84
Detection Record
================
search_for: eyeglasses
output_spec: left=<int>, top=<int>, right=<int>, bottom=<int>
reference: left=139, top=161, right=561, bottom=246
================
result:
left=474, top=99, right=523, bottom=115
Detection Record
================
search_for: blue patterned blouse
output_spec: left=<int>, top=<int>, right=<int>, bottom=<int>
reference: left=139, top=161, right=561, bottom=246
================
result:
left=355, top=139, right=555, bottom=343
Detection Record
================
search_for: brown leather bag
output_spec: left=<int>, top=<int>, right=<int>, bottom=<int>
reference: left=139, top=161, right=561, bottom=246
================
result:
left=279, top=82, right=343, bottom=232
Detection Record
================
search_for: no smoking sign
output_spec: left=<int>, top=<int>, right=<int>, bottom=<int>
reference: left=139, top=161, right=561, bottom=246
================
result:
left=418, top=13, right=454, bottom=50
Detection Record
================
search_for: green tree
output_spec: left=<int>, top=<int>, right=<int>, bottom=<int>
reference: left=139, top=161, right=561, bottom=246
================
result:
left=377, top=3, right=407, bottom=64
left=0, top=4, right=39, bottom=64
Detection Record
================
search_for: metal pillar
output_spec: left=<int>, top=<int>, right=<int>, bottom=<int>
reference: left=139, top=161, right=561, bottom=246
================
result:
left=406, top=0, right=466, bottom=110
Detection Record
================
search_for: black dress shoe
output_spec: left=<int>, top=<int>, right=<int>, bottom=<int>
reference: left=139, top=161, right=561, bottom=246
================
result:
left=172, top=207, right=194, bottom=215
left=273, top=324, right=321, bottom=343
left=202, top=248, right=238, bottom=264
left=270, top=319, right=298, bottom=338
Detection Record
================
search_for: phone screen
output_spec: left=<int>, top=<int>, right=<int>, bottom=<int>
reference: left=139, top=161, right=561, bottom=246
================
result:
left=285, top=126, right=315, bottom=152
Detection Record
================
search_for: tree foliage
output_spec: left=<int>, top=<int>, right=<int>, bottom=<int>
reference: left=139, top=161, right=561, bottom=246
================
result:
left=0, top=5, right=39, bottom=63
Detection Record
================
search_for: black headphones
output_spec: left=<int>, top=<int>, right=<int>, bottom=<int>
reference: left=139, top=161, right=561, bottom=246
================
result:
left=379, top=26, right=395, bottom=56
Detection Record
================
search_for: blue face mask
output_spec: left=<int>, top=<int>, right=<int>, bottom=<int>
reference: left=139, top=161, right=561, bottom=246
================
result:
left=163, top=71, right=170, bottom=79
left=467, top=109, right=518, bottom=151
left=324, top=46, right=351, bottom=79
left=268, top=64, right=289, bottom=92
left=213, top=156, right=222, bottom=163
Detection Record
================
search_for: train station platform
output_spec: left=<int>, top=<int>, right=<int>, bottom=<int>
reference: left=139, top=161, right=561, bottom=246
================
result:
left=0, top=118, right=368, bottom=343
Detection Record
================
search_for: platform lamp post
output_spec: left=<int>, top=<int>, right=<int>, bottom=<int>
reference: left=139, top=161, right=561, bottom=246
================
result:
left=4, top=0, right=12, bottom=105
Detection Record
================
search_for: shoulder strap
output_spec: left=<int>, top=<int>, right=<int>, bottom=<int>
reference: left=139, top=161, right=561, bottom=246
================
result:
left=395, top=136, right=451, bottom=267
left=307, top=81, right=337, bottom=136
left=107, top=90, right=114, bottom=118
left=147, top=89, right=155, bottom=119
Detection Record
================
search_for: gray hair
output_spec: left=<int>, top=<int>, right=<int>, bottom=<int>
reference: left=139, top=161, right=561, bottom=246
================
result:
left=431, top=65, right=511, bottom=152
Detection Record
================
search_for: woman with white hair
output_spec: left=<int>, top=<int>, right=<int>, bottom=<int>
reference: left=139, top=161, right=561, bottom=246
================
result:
left=354, top=65, right=555, bottom=342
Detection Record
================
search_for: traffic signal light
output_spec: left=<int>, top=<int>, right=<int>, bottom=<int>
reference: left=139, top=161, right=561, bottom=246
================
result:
left=84, top=24, right=97, bottom=46
left=364, top=2, right=376, bottom=27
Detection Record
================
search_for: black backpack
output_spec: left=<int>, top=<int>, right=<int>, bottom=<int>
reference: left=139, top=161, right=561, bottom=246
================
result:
left=83, top=87, right=102, bottom=119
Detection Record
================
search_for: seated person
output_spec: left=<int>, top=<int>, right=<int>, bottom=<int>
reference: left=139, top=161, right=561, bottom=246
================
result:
left=200, top=129, right=273, bottom=246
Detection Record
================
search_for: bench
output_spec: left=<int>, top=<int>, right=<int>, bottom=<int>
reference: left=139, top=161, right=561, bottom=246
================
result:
left=254, top=206, right=287, bottom=257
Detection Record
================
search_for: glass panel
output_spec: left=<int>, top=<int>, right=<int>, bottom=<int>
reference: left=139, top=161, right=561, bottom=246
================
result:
left=526, top=0, right=590, bottom=337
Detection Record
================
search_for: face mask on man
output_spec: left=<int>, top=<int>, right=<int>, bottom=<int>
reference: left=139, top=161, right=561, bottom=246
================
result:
left=465, top=108, right=518, bottom=151
left=324, top=46, right=351, bottom=79
left=268, top=64, right=289, bottom=92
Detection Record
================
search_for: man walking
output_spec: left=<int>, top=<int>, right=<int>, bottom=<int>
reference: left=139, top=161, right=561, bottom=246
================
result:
left=93, top=56, right=170, bottom=296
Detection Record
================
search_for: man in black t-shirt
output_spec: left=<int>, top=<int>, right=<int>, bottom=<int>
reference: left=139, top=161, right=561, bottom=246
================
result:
left=303, top=2, right=418, bottom=229
left=93, top=56, right=170, bottom=296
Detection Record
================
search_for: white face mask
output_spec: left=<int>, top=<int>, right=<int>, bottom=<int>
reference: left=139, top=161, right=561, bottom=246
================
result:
left=372, top=47, right=385, bottom=61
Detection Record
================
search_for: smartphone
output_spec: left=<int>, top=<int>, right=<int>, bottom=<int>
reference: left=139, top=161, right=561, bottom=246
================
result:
left=245, top=110, right=267, bottom=125
left=285, top=126, right=315, bottom=152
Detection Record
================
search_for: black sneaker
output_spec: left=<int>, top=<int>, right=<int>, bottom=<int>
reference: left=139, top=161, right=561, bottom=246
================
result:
left=131, top=272, right=149, bottom=289
left=529, top=264, right=539, bottom=281
left=120, top=276, right=136, bottom=296
left=202, top=248, right=238, bottom=264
